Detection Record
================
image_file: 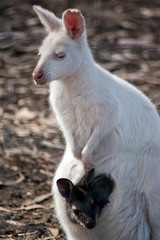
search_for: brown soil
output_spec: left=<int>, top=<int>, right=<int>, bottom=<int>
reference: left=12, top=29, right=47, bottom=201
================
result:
left=0, top=0, right=160, bottom=239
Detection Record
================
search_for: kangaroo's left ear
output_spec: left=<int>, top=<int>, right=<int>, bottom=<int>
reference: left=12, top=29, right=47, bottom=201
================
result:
left=57, top=178, right=74, bottom=199
left=63, top=9, right=85, bottom=40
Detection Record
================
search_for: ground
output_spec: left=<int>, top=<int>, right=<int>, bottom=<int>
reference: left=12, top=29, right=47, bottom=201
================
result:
left=0, top=0, right=160, bottom=239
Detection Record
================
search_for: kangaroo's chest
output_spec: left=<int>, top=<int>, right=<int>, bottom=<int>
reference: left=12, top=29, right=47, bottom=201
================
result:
left=50, top=85, right=96, bottom=144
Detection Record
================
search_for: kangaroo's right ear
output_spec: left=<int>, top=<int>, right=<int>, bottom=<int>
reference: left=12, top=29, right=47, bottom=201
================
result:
left=62, top=9, right=85, bottom=39
left=33, top=5, right=62, bottom=32
left=57, top=178, right=74, bottom=199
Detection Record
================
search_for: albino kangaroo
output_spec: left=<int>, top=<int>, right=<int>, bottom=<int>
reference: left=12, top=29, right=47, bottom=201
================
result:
left=33, top=6, right=160, bottom=240
left=57, top=168, right=114, bottom=229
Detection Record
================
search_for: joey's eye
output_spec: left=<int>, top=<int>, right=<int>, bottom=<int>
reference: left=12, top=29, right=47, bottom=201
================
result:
left=90, top=198, right=94, bottom=205
left=38, top=52, right=41, bottom=57
left=73, top=209, right=80, bottom=215
left=54, top=52, right=66, bottom=60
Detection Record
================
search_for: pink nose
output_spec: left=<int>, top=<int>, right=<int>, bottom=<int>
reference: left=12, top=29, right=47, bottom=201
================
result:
left=32, top=69, right=45, bottom=85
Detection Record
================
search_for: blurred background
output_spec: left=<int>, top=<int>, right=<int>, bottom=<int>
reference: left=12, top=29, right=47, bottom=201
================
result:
left=0, top=0, right=160, bottom=239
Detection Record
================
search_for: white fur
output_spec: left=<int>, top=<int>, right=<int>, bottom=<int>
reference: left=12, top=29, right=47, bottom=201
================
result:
left=33, top=6, right=160, bottom=240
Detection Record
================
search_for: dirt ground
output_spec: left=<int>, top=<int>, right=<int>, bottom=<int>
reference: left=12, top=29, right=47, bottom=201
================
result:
left=0, top=0, right=160, bottom=239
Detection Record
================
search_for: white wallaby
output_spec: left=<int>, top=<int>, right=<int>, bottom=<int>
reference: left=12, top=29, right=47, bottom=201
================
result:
left=33, top=6, right=160, bottom=240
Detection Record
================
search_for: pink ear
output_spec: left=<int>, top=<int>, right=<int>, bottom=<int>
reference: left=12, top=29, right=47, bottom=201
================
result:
left=63, top=9, right=84, bottom=39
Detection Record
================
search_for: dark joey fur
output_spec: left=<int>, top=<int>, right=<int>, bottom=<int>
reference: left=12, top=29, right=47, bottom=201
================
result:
left=57, top=169, right=114, bottom=229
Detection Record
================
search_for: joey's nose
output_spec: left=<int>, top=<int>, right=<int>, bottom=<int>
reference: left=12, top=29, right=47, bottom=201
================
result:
left=32, top=69, right=45, bottom=85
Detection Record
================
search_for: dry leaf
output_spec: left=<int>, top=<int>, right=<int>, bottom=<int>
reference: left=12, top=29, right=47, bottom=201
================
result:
left=6, top=220, right=25, bottom=226
left=23, top=193, right=52, bottom=207
left=13, top=204, right=44, bottom=211
left=48, top=228, right=59, bottom=237
left=0, top=206, right=11, bottom=212
left=16, top=107, right=37, bottom=121
left=23, top=204, right=44, bottom=210
left=1, top=173, right=25, bottom=186
left=1, top=238, right=15, bottom=240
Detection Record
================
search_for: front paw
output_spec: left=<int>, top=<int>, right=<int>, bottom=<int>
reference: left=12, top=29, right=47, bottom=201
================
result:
left=72, top=145, right=82, bottom=160
left=70, top=136, right=82, bottom=160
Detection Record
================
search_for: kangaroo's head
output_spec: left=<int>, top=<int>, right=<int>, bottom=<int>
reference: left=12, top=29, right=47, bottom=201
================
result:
left=57, top=169, right=114, bottom=229
left=32, top=6, right=87, bottom=85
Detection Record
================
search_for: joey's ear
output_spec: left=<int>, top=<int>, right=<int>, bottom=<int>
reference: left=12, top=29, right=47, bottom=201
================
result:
left=63, top=9, right=85, bottom=39
left=91, top=174, right=115, bottom=207
left=33, top=5, right=62, bottom=32
left=57, top=178, right=74, bottom=199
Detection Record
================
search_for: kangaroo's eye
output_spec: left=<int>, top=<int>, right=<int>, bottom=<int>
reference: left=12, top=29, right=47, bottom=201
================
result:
left=54, top=52, right=66, bottom=60
left=38, top=52, right=41, bottom=57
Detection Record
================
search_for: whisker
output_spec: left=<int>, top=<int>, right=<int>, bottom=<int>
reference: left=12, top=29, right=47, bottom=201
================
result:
left=50, top=71, right=57, bottom=78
